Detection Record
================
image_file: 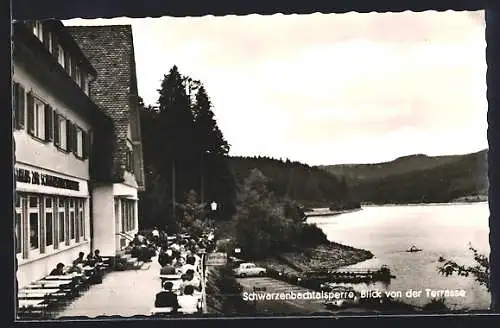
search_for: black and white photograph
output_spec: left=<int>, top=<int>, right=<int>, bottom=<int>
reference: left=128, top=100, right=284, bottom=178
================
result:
left=12, top=10, right=490, bottom=319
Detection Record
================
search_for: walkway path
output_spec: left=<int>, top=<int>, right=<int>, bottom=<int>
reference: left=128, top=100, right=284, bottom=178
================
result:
left=236, top=276, right=329, bottom=313
left=57, top=258, right=161, bottom=318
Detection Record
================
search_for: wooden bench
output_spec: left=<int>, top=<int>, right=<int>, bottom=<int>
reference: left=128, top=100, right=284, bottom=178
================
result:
left=30, top=280, right=81, bottom=298
left=42, top=274, right=81, bottom=281
left=18, top=288, right=61, bottom=298
left=150, top=306, right=201, bottom=315
left=17, top=299, right=49, bottom=319
left=22, top=283, right=77, bottom=304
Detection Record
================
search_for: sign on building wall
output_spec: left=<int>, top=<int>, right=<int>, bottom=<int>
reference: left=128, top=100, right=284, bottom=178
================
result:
left=15, top=168, right=80, bottom=191
left=205, top=252, right=227, bottom=266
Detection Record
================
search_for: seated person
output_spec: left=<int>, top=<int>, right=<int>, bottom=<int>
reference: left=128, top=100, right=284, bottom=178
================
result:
left=159, top=249, right=174, bottom=267
left=132, top=234, right=141, bottom=245
left=152, top=227, right=160, bottom=239
left=85, top=253, right=97, bottom=267
left=160, top=264, right=177, bottom=275
left=67, top=252, right=86, bottom=274
left=50, top=262, right=66, bottom=276
left=180, top=256, right=198, bottom=275
left=137, top=244, right=153, bottom=262
left=73, top=252, right=86, bottom=266
left=94, top=249, right=103, bottom=264
left=155, top=281, right=180, bottom=310
left=180, top=269, right=201, bottom=291
left=172, top=255, right=186, bottom=270
left=177, top=285, right=200, bottom=313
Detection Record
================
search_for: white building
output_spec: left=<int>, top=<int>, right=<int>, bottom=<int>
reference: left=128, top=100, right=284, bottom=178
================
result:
left=13, top=20, right=145, bottom=288
left=67, top=25, right=146, bottom=256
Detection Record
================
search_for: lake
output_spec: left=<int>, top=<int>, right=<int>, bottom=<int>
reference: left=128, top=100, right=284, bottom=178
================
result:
left=307, top=202, right=491, bottom=310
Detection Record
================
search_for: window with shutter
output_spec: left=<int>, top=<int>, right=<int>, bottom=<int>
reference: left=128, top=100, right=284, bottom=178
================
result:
left=59, top=116, right=67, bottom=150
left=17, top=84, right=25, bottom=129
left=87, top=130, right=93, bottom=160
left=27, top=92, right=35, bottom=135
left=66, top=119, right=73, bottom=152
left=53, top=111, right=60, bottom=146
left=34, top=98, right=45, bottom=139
left=58, top=44, right=65, bottom=67
left=74, top=125, right=83, bottom=158
left=51, top=34, right=58, bottom=60
left=13, top=83, right=20, bottom=129
left=65, top=54, right=71, bottom=76
left=73, top=125, right=79, bottom=156
left=75, top=66, right=81, bottom=87
left=33, top=21, right=43, bottom=42
left=71, top=60, right=77, bottom=81
left=82, top=130, right=88, bottom=160
left=42, top=24, right=50, bottom=51
left=44, top=105, right=53, bottom=141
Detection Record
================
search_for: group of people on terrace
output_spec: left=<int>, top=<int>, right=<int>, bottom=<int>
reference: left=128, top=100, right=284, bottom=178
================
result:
left=150, top=226, right=216, bottom=315
left=49, top=249, right=107, bottom=285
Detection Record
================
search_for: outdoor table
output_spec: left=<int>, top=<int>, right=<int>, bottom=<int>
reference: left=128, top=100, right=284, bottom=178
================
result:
left=18, top=292, right=54, bottom=299
left=19, top=287, right=61, bottom=296
left=33, top=280, right=70, bottom=286
left=31, top=281, right=72, bottom=289
left=21, top=286, right=61, bottom=292
left=24, top=284, right=70, bottom=290
left=18, top=299, right=48, bottom=308
left=43, top=275, right=79, bottom=281
left=150, top=307, right=175, bottom=315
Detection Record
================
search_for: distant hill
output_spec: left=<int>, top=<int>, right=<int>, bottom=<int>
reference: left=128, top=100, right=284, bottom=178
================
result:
left=320, top=153, right=462, bottom=183
left=320, top=149, right=488, bottom=204
left=228, top=156, right=352, bottom=208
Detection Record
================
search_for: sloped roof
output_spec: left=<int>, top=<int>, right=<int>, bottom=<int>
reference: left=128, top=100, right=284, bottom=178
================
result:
left=66, top=25, right=144, bottom=186
left=66, top=25, right=136, bottom=119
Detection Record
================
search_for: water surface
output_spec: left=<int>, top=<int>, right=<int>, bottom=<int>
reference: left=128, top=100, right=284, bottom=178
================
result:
left=307, top=203, right=490, bottom=310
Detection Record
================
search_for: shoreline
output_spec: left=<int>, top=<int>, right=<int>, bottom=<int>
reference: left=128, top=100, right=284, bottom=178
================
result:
left=361, top=200, right=488, bottom=207
left=304, top=207, right=362, bottom=218
left=255, top=241, right=374, bottom=276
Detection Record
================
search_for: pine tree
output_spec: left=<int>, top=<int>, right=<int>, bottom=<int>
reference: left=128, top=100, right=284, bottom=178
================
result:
left=193, top=85, right=230, bottom=156
left=193, top=84, right=235, bottom=220
left=157, top=66, right=199, bottom=222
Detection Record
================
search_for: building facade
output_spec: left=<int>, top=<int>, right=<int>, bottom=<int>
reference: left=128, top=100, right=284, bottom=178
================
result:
left=13, top=20, right=145, bottom=288
left=12, top=20, right=113, bottom=288
left=67, top=25, right=146, bottom=256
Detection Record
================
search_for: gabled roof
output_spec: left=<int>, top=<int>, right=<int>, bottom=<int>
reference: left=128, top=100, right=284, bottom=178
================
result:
left=65, top=25, right=137, bottom=117
left=66, top=25, right=145, bottom=187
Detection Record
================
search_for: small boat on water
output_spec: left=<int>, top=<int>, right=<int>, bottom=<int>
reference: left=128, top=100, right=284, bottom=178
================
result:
left=406, top=245, right=422, bottom=253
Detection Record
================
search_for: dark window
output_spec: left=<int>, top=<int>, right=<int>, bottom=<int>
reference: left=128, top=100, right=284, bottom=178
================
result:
left=58, top=212, right=65, bottom=243
left=29, top=212, right=39, bottom=250
left=45, top=212, right=53, bottom=246
left=79, top=200, right=84, bottom=238
left=70, top=211, right=75, bottom=239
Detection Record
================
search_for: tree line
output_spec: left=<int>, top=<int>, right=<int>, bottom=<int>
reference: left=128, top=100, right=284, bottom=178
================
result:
left=138, top=65, right=236, bottom=232
left=229, top=156, right=358, bottom=210
left=137, top=65, right=358, bottom=233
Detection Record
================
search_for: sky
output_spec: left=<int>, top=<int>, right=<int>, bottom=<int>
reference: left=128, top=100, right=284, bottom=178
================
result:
left=63, top=11, right=487, bottom=166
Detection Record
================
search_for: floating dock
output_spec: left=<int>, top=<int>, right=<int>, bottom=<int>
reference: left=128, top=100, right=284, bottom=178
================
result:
left=267, top=266, right=394, bottom=288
